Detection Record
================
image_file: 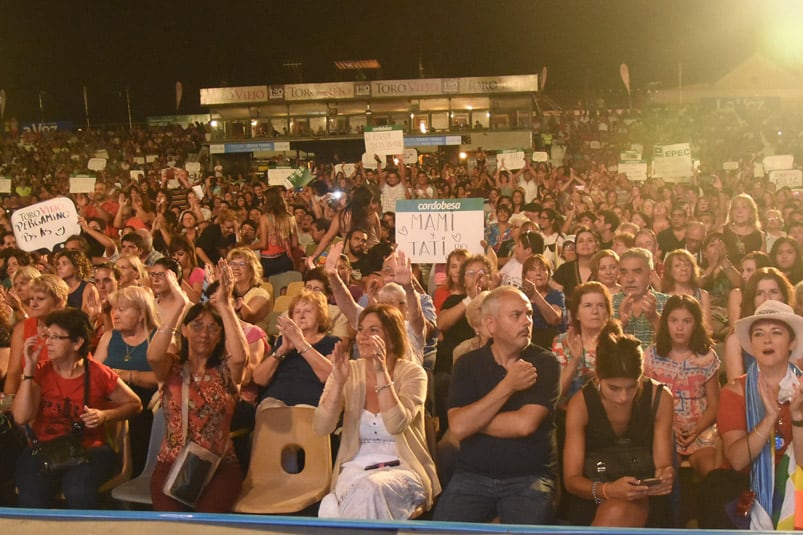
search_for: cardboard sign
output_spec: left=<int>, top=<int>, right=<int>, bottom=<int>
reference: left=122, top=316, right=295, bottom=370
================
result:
left=618, top=161, right=648, bottom=182
left=402, top=148, right=418, bottom=165
left=362, top=152, right=385, bottom=170
left=11, top=197, right=81, bottom=252
left=145, top=154, right=159, bottom=163
left=87, top=158, right=106, bottom=171
left=185, top=162, right=202, bottom=174
left=763, top=154, right=794, bottom=173
left=133, top=156, right=146, bottom=165
left=497, top=150, right=526, bottom=170
left=532, top=151, right=549, bottom=162
left=0, top=179, right=11, bottom=194
left=652, top=142, right=692, bottom=180
left=129, top=170, right=143, bottom=181
left=723, top=161, right=739, bottom=171
left=768, top=169, right=803, bottom=189
left=363, top=125, right=404, bottom=156
left=268, top=167, right=295, bottom=187
left=334, top=163, right=356, bottom=177
left=192, top=185, right=205, bottom=200
left=394, top=198, right=485, bottom=263
left=69, top=175, right=96, bottom=193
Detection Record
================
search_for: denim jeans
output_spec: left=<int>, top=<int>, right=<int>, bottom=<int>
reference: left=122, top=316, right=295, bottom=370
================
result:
left=16, top=445, right=116, bottom=508
left=434, top=471, right=555, bottom=524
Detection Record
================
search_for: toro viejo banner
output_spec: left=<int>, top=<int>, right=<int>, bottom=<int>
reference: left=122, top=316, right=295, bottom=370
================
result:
left=394, top=198, right=485, bottom=263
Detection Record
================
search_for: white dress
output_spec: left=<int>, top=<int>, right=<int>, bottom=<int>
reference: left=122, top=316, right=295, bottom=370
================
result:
left=318, top=409, right=426, bottom=519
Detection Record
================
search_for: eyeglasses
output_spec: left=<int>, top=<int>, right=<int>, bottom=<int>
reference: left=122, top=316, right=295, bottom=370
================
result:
left=465, top=269, right=486, bottom=277
left=188, top=322, right=222, bottom=335
left=44, top=334, right=72, bottom=341
left=149, top=271, right=166, bottom=279
left=229, top=260, right=248, bottom=268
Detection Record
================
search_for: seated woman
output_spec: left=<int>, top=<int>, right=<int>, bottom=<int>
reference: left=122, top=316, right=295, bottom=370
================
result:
left=253, top=289, right=337, bottom=406
left=228, top=247, right=272, bottom=333
left=521, top=254, right=566, bottom=349
left=644, top=295, right=720, bottom=478
left=714, top=300, right=803, bottom=530
left=94, top=286, right=161, bottom=476
left=115, top=254, right=149, bottom=290
left=726, top=251, right=772, bottom=329
left=590, top=249, right=621, bottom=295
left=12, top=308, right=141, bottom=508
left=563, top=321, right=674, bottom=527
left=147, top=260, right=248, bottom=513
left=314, top=304, right=440, bottom=519
left=662, top=249, right=713, bottom=337
left=169, top=236, right=205, bottom=304
left=55, top=250, right=100, bottom=321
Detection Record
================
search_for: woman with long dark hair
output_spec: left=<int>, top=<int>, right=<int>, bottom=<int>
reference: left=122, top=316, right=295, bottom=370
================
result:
left=252, top=187, right=299, bottom=276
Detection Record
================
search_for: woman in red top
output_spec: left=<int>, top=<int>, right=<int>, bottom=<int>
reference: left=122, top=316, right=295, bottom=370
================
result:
left=4, top=275, right=69, bottom=395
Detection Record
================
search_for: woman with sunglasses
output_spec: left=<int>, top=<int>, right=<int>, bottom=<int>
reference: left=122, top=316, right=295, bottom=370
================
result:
left=147, top=259, right=248, bottom=512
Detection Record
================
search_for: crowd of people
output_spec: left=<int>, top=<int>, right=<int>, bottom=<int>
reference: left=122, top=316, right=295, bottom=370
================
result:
left=0, top=101, right=803, bottom=530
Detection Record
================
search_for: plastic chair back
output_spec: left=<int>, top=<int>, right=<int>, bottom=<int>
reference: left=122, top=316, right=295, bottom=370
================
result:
left=111, top=408, right=165, bottom=505
left=268, top=271, right=303, bottom=298
left=234, top=404, right=332, bottom=514
left=99, top=419, right=132, bottom=493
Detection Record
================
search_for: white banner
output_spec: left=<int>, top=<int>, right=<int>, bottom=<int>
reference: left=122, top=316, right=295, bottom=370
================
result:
left=69, top=176, right=96, bottom=193
left=87, top=158, right=106, bottom=171
left=532, top=151, right=549, bottom=162
left=723, top=161, right=739, bottom=171
left=394, top=198, right=485, bottom=263
left=768, top=169, right=803, bottom=189
left=618, top=161, right=648, bottom=182
left=763, top=154, right=794, bottom=173
left=11, top=197, right=81, bottom=252
left=363, top=126, right=404, bottom=156
left=652, top=142, right=692, bottom=179
left=497, top=150, right=526, bottom=170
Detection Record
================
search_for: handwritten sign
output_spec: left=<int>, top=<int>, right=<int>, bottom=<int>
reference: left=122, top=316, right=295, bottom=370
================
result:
left=532, top=151, right=549, bottom=162
left=133, top=156, right=145, bottom=165
left=87, top=158, right=106, bottom=171
left=618, top=161, right=648, bottom=182
left=129, top=170, right=143, bottom=181
left=0, top=179, right=10, bottom=194
left=185, top=162, right=202, bottom=174
left=268, top=167, right=296, bottom=187
left=763, top=154, right=794, bottom=173
left=362, top=152, right=385, bottom=170
left=402, top=148, right=418, bottom=165
left=11, top=197, right=80, bottom=252
left=69, top=175, right=96, bottom=193
left=768, top=169, right=803, bottom=189
left=497, top=150, right=526, bottom=170
left=394, top=198, right=485, bottom=263
left=145, top=154, right=159, bottom=163
left=334, top=163, right=357, bottom=177
left=364, top=125, right=404, bottom=156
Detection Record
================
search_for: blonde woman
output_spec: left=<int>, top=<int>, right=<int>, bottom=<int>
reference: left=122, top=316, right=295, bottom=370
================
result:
left=228, top=247, right=272, bottom=332
left=723, top=193, right=765, bottom=265
left=115, top=254, right=149, bottom=289
left=94, top=286, right=161, bottom=475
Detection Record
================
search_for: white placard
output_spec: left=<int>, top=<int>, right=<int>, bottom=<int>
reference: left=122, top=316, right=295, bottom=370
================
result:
left=133, top=156, right=145, bottom=165
left=11, top=197, right=81, bottom=252
left=363, top=126, right=404, bottom=156
left=0, top=179, right=11, bottom=194
left=763, top=154, right=794, bottom=173
left=94, top=149, right=109, bottom=160
left=69, top=176, right=96, bottom=193
left=192, top=185, right=205, bottom=200
left=185, top=162, right=202, bottom=174
left=532, top=151, right=549, bottom=162
left=87, top=158, right=106, bottom=171
left=145, top=154, right=159, bottom=163
left=268, top=167, right=296, bottom=186
left=334, top=163, right=357, bottom=177
left=589, top=141, right=601, bottom=149
left=768, top=169, right=803, bottom=189
left=754, top=163, right=765, bottom=177
left=394, top=198, right=485, bottom=263
left=362, top=152, right=382, bottom=170
left=618, top=161, right=648, bottom=182
left=129, top=170, right=143, bottom=181
left=402, top=148, right=418, bottom=165
left=723, top=161, right=739, bottom=171
left=652, top=142, right=692, bottom=179
left=497, top=150, right=526, bottom=170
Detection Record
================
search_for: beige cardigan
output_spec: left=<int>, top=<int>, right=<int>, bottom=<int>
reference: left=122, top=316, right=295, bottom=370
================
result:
left=313, top=358, right=441, bottom=509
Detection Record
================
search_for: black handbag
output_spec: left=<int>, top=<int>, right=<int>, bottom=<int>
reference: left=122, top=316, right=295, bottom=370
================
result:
left=28, top=358, right=91, bottom=474
left=583, top=383, right=663, bottom=482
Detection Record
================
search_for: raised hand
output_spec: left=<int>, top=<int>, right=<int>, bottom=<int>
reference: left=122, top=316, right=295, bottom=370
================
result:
left=325, top=242, right=345, bottom=277
left=216, top=258, right=235, bottom=303
left=22, top=335, right=43, bottom=372
left=331, top=340, right=350, bottom=386
left=388, top=250, right=412, bottom=287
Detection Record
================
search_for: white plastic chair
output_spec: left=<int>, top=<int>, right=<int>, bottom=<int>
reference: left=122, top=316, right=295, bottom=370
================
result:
left=111, top=408, right=165, bottom=506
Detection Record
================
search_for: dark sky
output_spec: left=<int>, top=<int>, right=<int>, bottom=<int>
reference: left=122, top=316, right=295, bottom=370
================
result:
left=0, top=0, right=774, bottom=124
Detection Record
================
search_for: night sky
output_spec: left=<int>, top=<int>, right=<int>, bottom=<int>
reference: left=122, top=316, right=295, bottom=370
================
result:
left=0, top=0, right=778, bottom=125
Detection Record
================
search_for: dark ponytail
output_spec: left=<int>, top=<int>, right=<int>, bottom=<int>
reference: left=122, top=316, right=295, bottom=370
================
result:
left=595, top=319, right=643, bottom=380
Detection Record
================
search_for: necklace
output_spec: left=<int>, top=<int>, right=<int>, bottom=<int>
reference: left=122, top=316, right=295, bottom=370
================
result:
left=122, top=338, right=134, bottom=362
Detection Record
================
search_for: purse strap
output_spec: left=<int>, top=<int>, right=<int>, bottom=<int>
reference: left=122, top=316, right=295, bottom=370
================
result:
left=651, top=381, right=664, bottom=418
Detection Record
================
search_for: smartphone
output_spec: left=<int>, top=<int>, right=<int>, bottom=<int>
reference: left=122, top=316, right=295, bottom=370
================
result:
left=640, top=477, right=661, bottom=487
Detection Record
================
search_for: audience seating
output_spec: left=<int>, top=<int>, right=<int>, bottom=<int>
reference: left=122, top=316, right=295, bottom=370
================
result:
left=111, top=408, right=165, bottom=506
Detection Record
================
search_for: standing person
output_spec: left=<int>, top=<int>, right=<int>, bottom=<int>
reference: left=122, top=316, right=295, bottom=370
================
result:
left=539, top=208, right=566, bottom=269
left=251, top=187, right=299, bottom=276
left=147, top=260, right=248, bottom=513
left=613, top=248, right=670, bottom=350
left=498, top=231, right=544, bottom=288
left=195, top=209, right=238, bottom=267
left=562, top=322, right=674, bottom=527
left=723, top=193, right=765, bottom=265
left=714, top=300, right=803, bottom=530
left=552, top=226, right=599, bottom=302
left=94, top=287, right=160, bottom=476
left=434, top=287, right=560, bottom=524
left=12, top=308, right=142, bottom=508
left=645, top=295, right=720, bottom=478
left=314, top=305, right=439, bottom=519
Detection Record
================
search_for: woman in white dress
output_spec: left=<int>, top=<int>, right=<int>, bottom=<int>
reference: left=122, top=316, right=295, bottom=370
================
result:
left=314, top=304, right=440, bottom=519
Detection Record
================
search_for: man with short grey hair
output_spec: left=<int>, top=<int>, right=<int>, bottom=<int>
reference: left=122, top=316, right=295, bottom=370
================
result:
left=613, top=248, right=669, bottom=349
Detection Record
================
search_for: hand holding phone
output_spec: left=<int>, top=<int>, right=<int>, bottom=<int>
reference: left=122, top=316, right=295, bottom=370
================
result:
left=639, top=477, right=661, bottom=487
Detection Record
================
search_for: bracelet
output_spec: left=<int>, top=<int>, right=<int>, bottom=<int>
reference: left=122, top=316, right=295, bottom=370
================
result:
left=272, top=352, right=286, bottom=361
left=157, top=327, right=178, bottom=335
left=299, top=345, right=312, bottom=355
left=754, top=427, right=770, bottom=440
left=375, top=381, right=395, bottom=394
left=792, top=420, right=803, bottom=428
left=591, top=480, right=603, bottom=505
left=23, top=375, right=34, bottom=381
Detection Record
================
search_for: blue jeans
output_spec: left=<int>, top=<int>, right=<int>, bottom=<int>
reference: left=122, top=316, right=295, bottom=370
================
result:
left=434, top=471, right=555, bottom=524
left=16, top=445, right=116, bottom=508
